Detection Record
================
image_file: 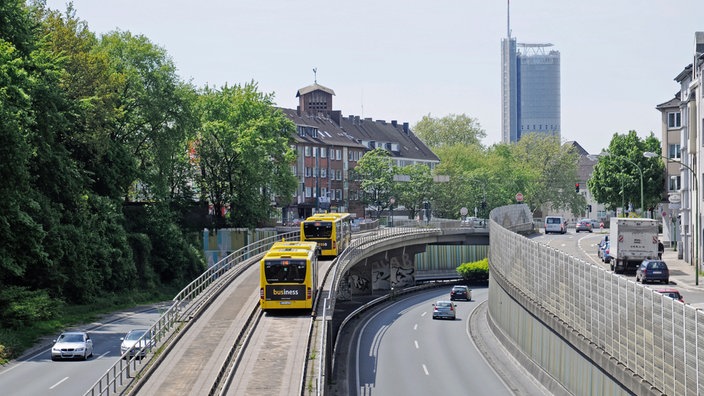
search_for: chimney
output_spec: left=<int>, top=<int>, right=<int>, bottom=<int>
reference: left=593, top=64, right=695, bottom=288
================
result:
left=391, top=120, right=397, bottom=127
left=402, top=122, right=409, bottom=134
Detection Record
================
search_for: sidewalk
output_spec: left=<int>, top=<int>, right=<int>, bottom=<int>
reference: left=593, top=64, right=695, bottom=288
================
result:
left=659, top=242, right=703, bottom=307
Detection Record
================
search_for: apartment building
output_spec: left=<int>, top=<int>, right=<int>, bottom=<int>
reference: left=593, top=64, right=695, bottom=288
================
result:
left=656, top=31, right=704, bottom=264
left=279, top=83, right=439, bottom=222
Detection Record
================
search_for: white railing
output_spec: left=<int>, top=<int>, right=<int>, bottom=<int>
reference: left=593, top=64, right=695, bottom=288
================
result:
left=83, top=231, right=298, bottom=396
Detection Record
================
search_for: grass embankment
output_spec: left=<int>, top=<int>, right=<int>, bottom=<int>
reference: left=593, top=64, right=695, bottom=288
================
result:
left=0, top=287, right=178, bottom=365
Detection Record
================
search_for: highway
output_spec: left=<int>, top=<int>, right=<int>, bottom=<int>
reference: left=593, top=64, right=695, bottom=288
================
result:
left=336, top=287, right=550, bottom=395
left=0, top=305, right=167, bottom=396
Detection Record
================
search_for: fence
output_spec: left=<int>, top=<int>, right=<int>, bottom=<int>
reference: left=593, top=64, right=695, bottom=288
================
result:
left=490, top=207, right=704, bottom=395
left=82, top=231, right=298, bottom=396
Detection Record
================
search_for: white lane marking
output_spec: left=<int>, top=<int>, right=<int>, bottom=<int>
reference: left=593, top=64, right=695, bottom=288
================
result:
left=421, top=311, right=427, bottom=317
left=422, top=364, right=429, bottom=375
left=368, top=325, right=389, bottom=357
left=413, top=323, right=418, bottom=330
left=99, top=351, right=110, bottom=359
left=414, top=340, right=419, bottom=349
left=50, top=377, right=69, bottom=389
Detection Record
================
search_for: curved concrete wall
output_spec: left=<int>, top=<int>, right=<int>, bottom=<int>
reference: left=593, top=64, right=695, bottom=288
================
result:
left=487, top=204, right=702, bottom=396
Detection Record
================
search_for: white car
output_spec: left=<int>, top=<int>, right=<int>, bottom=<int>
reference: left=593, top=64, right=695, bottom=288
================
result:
left=120, top=329, right=153, bottom=358
left=51, top=331, right=93, bottom=361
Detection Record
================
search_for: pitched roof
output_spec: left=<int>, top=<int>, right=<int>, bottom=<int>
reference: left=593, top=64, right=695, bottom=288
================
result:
left=296, top=83, right=335, bottom=97
left=279, top=108, right=363, bottom=148
left=339, top=115, right=439, bottom=162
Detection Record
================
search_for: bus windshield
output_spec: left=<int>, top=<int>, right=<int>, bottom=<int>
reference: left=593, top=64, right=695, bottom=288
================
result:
left=264, top=259, right=307, bottom=283
left=303, top=221, right=333, bottom=238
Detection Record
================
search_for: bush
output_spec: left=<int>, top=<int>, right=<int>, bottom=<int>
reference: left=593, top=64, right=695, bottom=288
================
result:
left=456, top=258, right=489, bottom=282
left=0, top=286, right=63, bottom=330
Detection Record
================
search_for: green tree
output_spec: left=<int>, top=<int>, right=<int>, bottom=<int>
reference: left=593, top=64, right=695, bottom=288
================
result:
left=509, top=134, right=583, bottom=215
left=0, top=5, right=47, bottom=286
left=393, top=163, right=433, bottom=220
left=413, top=113, right=486, bottom=149
left=195, top=82, right=297, bottom=228
left=588, top=131, right=663, bottom=213
left=95, top=30, right=197, bottom=203
left=431, top=144, right=490, bottom=219
left=352, top=148, right=395, bottom=219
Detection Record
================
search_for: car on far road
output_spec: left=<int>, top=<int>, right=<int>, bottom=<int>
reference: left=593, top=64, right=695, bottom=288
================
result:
left=590, top=219, right=600, bottom=229
left=432, top=300, right=457, bottom=320
left=575, top=219, right=593, bottom=233
left=450, top=285, right=472, bottom=301
left=51, top=331, right=93, bottom=361
left=655, top=288, right=684, bottom=303
left=120, top=329, right=153, bottom=358
left=636, top=260, right=670, bottom=284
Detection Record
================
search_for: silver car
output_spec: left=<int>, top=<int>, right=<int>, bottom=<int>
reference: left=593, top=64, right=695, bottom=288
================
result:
left=51, top=331, right=94, bottom=361
left=432, top=300, right=457, bottom=320
left=120, top=329, right=153, bottom=358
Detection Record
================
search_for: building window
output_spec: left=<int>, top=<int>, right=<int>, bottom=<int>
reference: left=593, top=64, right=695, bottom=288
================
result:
left=305, top=167, right=312, bottom=177
left=305, top=186, right=312, bottom=198
left=321, top=187, right=327, bottom=198
left=321, top=147, right=327, bottom=158
left=321, top=168, right=327, bottom=178
left=667, top=112, right=681, bottom=129
left=336, top=149, right=342, bottom=160
left=669, top=144, right=681, bottom=159
left=313, top=147, right=318, bottom=158
left=669, top=175, right=680, bottom=191
left=336, top=189, right=342, bottom=200
left=304, top=146, right=311, bottom=157
left=336, top=170, right=342, bottom=180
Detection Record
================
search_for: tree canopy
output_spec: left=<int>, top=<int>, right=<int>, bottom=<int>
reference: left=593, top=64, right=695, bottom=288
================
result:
left=413, top=113, right=486, bottom=149
left=587, top=131, right=663, bottom=213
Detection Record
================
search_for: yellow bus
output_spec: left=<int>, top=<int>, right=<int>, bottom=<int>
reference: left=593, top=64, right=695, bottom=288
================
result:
left=259, top=240, right=319, bottom=311
left=300, top=212, right=352, bottom=257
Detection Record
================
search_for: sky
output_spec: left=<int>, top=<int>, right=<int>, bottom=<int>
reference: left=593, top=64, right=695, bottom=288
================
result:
left=44, top=0, right=704, bottom=154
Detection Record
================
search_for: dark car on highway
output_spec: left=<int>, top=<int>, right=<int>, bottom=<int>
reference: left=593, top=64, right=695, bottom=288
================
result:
left=450, top=285, right=472, bottom=301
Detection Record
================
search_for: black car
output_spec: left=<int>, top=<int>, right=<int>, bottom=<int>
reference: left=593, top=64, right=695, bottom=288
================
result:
left=450, top=285, right=472, bottom=301
left=635, top=260, right=670, bottom=284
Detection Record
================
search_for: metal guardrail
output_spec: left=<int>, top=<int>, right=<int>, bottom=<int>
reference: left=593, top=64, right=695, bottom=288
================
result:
left=489, top=207, right=704, bottom=396
left=82, top=231, right=298, bottom=396
left=82, top=220, right=478, bottom=396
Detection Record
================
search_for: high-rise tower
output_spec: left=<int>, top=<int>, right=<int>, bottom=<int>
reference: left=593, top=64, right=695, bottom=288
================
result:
left=501, top=1, right=561, bottom=143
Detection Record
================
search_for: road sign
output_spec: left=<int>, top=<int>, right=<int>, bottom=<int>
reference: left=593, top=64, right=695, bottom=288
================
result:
left=515, top=192, right=524, bottom=202
left=460, top=207, right=468, bottom=216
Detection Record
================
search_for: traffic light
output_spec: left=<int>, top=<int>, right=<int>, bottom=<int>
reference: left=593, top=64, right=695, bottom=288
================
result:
left=575, top=183, right=580, bottom=193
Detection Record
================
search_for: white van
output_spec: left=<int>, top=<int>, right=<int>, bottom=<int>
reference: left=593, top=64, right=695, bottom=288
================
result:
left=544, top=216, right=566, bottom=234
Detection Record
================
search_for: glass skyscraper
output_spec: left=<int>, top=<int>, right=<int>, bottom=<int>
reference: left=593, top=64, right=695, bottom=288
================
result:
left=501, top=37, right=561, bottom=143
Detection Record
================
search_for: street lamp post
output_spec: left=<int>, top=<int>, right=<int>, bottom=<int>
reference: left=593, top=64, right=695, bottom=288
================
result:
left=389, top=197, right=395, bottom=227
left=644, top=151, right=698, bottom=286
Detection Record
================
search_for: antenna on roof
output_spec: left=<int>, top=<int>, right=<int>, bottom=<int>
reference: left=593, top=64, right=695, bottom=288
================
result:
left=313, top=67, right=317, bottom=84
left=507, top=0, right=511, bottom=38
